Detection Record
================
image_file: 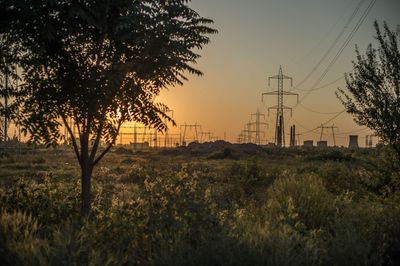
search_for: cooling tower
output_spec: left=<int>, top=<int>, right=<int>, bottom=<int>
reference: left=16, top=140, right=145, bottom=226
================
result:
left=303, top=140, right=314, bottom=147
left=317, top=141, right=328, bottom=148
left=349, top=135, right=359, bottom=149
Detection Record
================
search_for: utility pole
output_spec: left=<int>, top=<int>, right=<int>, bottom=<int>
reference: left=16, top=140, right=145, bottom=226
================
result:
left=262, top=66, right=298, bottom=147
left=133, top=122, right=137, bottom=147
left=164, top=109, right=174, bottom=148
left=295, top=133, right=302, bottom=146
left=318, top=125, right=325, bottom=142
left=331, top=125, right=338, bottom=146
left=153, top=128, right=158, bottom=148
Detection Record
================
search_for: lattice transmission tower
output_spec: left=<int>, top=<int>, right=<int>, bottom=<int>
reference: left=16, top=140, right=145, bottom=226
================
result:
left=318, top=124, right=338, bottom=146
left=249, top=109, right=268, bottom=145
left=262, top=66, right=298, bottom=147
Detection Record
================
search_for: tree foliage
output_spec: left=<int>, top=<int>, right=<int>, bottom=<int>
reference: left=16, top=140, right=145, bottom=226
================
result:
left=0, top=0, right=216, bottom=215
left=337, top=21, right=400, bottom=157
left=0, top=35, right=19, bottom=142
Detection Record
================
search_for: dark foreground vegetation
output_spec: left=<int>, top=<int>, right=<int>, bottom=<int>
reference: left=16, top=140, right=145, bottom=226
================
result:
left=1, top=144, right=400, bottom=265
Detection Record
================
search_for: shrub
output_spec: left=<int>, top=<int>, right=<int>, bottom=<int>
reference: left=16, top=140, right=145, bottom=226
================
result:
left=265, top=174, right=336, bottom=230
left=0, top=210, right=47, bottom=265
left=81, top=166, right=222, bottom=265
left=0, top=176, right=80, bottom=227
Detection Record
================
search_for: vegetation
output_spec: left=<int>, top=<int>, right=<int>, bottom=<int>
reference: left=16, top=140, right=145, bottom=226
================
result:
left=0, top=0, right=216, bottom=215
left=0, top=146, right=399, bottom=265
left=0, top=2, right=398, bottom=264
left=337, top=21, right=400, bottom=158
left=0, top=35, right=19, bottom=142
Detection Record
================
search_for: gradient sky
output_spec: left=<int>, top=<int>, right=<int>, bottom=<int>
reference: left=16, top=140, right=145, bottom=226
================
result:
left=157, top=0, right=400, bottom=146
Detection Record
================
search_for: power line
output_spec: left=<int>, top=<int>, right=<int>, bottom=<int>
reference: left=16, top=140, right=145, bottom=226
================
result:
left=336, top=127, right=370, bottom=135
left=298, top=103, right=344, bottom=115
left=291, top=117, right=320, bottom=135
left=294, top=74, right=344, bottom=92
left=320, top=110, right=346, bottom=126
left=312, top=0, right=376, bottom=89
left=295, top=0, right=376, bottom=107
left=293, top=0, right=366, bottom=90
left=292, top=110, right=346, bottom=136
left=293, top=0, right=358, bottom=66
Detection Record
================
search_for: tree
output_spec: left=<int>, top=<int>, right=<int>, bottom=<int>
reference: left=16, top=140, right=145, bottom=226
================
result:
left=0, top=0, right=216, bottom=216
left=0, top=35, right=19, bottom=142
left=337, top=21, right=400, bottom=158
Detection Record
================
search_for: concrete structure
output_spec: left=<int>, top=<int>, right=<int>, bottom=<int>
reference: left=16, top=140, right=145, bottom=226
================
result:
left=317, top=141, right=328, bottom=147
left=129, top=142, right=149, bottom=150
left=349, top=135, right=359, bottom=149
left=303, top=140, right=314, bottom=147
left=290, top=125, right=296, bottom=147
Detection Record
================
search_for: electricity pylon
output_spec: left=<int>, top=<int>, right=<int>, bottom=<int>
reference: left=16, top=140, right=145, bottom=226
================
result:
left=249, top=109, right=268, bottom=145
left=318, top=124, right=338, bottom=146
left=180, top=123, right=201, bottom=146
left=244, top=122, right=254, bottom=143
left=262, top=66, right=298, bottom=147
left=164, top=109, right=174, bottom=148
left=200, top=131, right=213, bottom=143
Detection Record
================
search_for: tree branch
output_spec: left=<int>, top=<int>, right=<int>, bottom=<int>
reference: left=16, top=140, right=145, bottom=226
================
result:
left=89, top=117, right=105, bottom=162
left=61, top=113, right=81, bottom=164
left=92, top=118, right=123, bottom=167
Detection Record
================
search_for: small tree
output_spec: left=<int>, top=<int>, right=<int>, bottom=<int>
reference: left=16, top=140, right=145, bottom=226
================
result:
left=0, top=0, right=216, bottom=216
left=337, top=21, right=400, bottom=158
left=0, top=35, right=19, bottom=142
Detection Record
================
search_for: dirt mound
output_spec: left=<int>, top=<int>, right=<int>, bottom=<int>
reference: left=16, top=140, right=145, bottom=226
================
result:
left=159, top=141, right=264, bottom=158
left=114, top=147, right=133, bottom=154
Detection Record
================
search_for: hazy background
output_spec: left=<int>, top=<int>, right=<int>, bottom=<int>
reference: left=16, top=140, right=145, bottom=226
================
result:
left=156, top=0, right=400, bottom=146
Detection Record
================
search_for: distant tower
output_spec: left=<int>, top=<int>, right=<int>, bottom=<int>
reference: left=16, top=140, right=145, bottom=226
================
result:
left=262, top=66, right=298, bottom=147
left=349, top=135, right=359, bottom=149
left=289, top=125, right=296, bottom=147
left=250, top=109, right=268, bottom=145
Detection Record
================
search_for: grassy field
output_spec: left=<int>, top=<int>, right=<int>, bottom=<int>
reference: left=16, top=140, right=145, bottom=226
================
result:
left=1, top=143, right=400, bottom=265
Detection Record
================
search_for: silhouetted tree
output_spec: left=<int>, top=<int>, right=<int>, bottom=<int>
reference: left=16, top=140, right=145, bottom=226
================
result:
left=337, top=21, right=400, bottom=158
left=0, top=35, right=19, bottom=142
left=0, top=0, right=216, bottom=216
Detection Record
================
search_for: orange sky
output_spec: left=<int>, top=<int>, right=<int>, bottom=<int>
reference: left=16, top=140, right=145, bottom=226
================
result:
left=156, top=0, right=400, bottom=147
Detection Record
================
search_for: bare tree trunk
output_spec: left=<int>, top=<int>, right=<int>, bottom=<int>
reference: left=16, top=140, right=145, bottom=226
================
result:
left=80, top=128, right=93, bottom=217
left=4, top=71, right=8, bottom=142
left=81, top=162, right=93, bottom=217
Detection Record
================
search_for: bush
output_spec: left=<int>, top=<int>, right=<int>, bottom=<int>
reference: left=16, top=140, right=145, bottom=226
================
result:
left=217, top=159, right=276, bottom=204
left=0, top=148, right=399, bottom=265
left=80, top=166, right=222, bottom=265
left=265, top=174, right=336, bottom=230
left=0, top=176, right=81, bottom=227
left=0, top=210, right=47, bottom=265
